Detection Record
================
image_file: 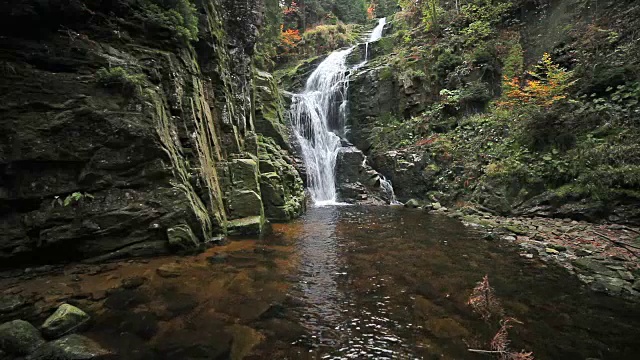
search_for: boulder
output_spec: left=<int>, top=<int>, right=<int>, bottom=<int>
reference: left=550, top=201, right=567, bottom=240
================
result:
left=404, top=199, right=421, bottom=208
left=167, top=224, right=199, bottom=251
left=257, top=137, right=306, bottom=222
left=230, top=159, right=260, bottom=193
left=0, top=319, right=45, bottom=355
left=28, top=334, right=112, bottom=360
left=41, top=304, right=91, bottom=339
left=0, top=295, right=26, bottom=316
left=229, top=190, right=264, bottom=218
left=227, top=216, right=265, bottom=236
left=335, top=146, right=392, bottom=204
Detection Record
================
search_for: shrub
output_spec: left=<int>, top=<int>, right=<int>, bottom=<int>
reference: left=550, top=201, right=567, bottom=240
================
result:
left=96, top=67, right=146, bottom=95
left=498, top=53, right=575, bottom=109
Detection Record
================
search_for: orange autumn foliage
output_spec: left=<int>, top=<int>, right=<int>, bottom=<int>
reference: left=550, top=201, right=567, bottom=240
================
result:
left=280, top=27, right=302, bottom=53
left=498, top=53, right=575, bottom=109
left=283, top=1, right=299, bottom=16
left=367, top=4, right=376, bottom=20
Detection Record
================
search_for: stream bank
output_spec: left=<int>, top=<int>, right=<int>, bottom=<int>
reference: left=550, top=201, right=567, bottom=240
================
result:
left=418, top=204, right=640, bottom=299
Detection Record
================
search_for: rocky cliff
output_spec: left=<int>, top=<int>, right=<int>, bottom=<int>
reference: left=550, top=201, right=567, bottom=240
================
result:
left=0, top=0, right=306, bottom=267
left=344, top=0, right=640, bottom=224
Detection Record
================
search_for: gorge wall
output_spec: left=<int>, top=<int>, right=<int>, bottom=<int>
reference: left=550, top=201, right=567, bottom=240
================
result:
left=342, top=0, right=640, bottom=224
left=0, top=0, right=305, bottom=267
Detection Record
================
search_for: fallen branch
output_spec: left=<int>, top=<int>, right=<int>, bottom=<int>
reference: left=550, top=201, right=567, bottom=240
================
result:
left=593, top=231, right=640, bottom=256
left=621, top=226, right=640, bottom=236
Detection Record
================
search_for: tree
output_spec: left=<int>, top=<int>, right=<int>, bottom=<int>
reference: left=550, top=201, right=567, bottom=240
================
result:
left=334, top=0, right=368, bottom=23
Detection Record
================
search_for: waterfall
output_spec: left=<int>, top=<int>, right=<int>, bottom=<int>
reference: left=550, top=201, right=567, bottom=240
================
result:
left=363, top=17, right=387, bottom=64
left=290, top=18, right=388, bottom=206
left=369, top=17, right=386, bottom=42
left=290, top=48, right=353, bottom=205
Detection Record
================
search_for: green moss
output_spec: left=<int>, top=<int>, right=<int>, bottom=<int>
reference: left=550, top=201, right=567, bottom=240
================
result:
left=379, top=66, right=394, bottom=81
left=502, top=225, right=528, bottom=236
left=140, top=0, right=199, bottom=42
left=96, top=67, right=146, bottom=96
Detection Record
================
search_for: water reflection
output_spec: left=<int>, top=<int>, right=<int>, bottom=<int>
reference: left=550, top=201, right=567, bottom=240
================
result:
left=2, top=206, right=639, bottom=360
left=293, top=207, right=344, bottom=344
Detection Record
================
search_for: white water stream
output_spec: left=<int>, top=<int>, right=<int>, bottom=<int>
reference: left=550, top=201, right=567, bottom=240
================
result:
left=290, top=18, right=394, bottom=205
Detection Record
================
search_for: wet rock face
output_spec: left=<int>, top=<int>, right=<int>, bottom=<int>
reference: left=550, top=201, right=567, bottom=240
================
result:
left=0, top=0, right=305, bottom=266
left=348, top=65, right=432, bottom=152
left=335, top=146, right=392, bottom=205
left=257, top=137, right=306, bottom=222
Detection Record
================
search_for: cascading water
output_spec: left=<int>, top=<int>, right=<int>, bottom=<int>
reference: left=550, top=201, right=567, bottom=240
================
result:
left=290, top=18, right=391, bottom=206
left=369, top=17, right=386, bottom=42
left=362, top=17, right=387, bottom=66
left=290, top=48, right=353, bottom=205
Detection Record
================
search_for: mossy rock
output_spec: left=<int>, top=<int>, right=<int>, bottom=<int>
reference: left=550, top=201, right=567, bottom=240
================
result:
left=167, top=224, right=199, bottom=250
left=227, top=216, right=265, bottom=236
left=0, top=319, right=45, bottom=355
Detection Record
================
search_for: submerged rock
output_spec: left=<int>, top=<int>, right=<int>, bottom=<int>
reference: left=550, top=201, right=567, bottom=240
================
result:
left=424, top=318, right=470, bottom=339
left=29, top=334, right=112, bottom=360
left=156, top=263, right=182, bottom=278
left=42, top=304, right=90, bottom=339
left=0, top=319, right=45, bottom=355
left=0, top=295, right=26, bottom=315
left=120, top=276, right=147, bottom=290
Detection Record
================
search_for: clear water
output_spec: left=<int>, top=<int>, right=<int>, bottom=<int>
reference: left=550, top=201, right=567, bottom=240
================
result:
left=5, top=207, right=638, bottom=359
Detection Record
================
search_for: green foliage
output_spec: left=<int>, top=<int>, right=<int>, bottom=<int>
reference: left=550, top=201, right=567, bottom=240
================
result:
left=52, top=192, right=95, bottom=208
left=433, top=49, right=463, bottom=82
left=373, top=0, right=400, bottom=17
left=502, top=41, right=524, bottom=79
left=96, top=67, right=146, bottom=96
left=335, top=0, right=368, bottom=23
left=460, top=0, right=513, bottom=24
left=278, top=23, right=361, bottom=62
left=461, top=20, right=493, bottom=45
left=255, top=0, right=284, bottom=69
left=368, top=113, right=427, bottom=151
left=348, top=0, right=640, bottom=214
left=140, top=0, right=199, bottom=42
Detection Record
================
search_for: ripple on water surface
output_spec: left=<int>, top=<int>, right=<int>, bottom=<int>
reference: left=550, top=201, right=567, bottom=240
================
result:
left=1, top=206, right=639, bottom=359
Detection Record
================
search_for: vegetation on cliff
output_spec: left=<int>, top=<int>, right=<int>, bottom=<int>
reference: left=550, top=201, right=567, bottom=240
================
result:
left=0, top=0, right=307, bottom=265
left=337, top=0, right=640, bottom=223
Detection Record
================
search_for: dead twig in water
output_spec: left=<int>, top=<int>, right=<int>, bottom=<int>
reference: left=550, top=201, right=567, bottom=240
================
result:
left=468, top=349, right=502, bottom=355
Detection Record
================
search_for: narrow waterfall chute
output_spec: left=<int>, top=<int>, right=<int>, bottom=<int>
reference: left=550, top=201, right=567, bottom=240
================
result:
left=368, top=17, right=386, bottom=43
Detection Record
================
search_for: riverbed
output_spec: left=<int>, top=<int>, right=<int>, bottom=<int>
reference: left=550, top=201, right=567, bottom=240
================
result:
left=1, top=206, right=639, bottom=359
